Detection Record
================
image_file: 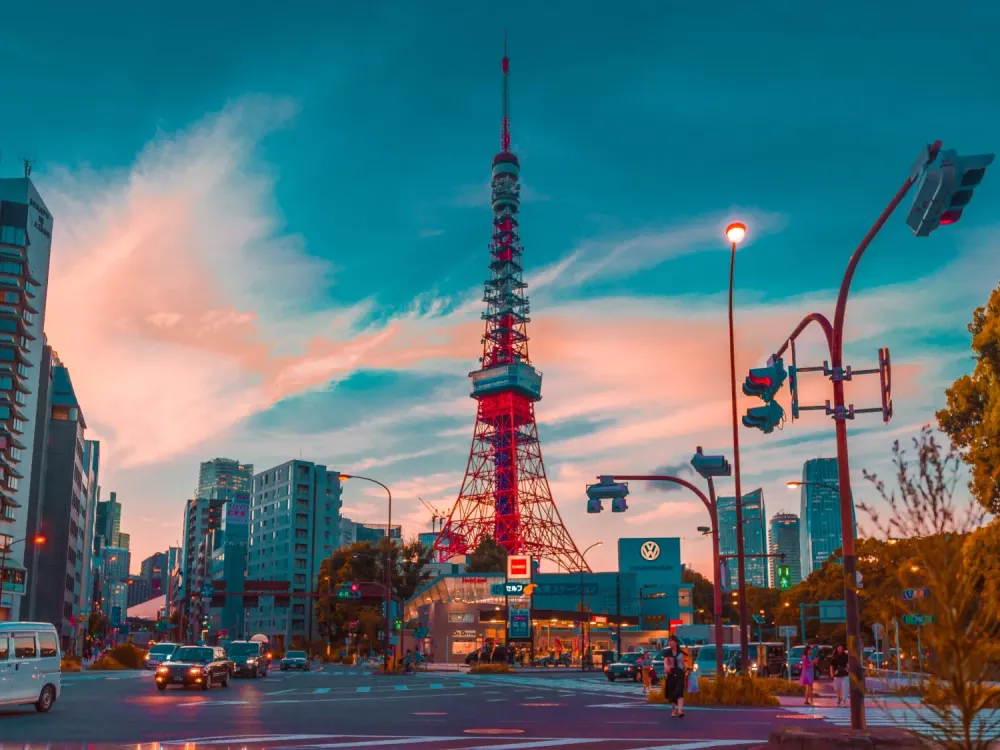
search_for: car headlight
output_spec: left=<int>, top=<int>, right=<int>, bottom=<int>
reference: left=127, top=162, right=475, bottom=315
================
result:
left=247, top=658, right=257, bottom=665
left=693, top=664, right=698, bottom=672
left=156, top=666, right=169, bottom=674
left=188, top=667, right=203, bottom=675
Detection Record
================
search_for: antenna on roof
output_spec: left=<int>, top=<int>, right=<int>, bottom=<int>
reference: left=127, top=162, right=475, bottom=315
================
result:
left=20, top=156, right=33, bottom=179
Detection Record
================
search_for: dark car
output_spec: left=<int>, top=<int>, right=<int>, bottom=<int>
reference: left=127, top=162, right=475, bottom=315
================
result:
left=605, top=652, right=643, bottom=682
left=280, top=650, right=310, bottom=671
left=533, top=651, right=571, bottom=668
left=228, top=640, right=269, bottom=678
left=144, top=642, right=179, bottom=670
left=154, top=646, right=233, bottom=690
left=788, top=645, right=833, bottom=680
left=465, top=644, right=512, bottom=665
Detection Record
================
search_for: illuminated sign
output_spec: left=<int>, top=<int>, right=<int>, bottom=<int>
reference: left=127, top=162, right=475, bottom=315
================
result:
left=591, top=615, right=609, bottom=625
left=226, top=502, right=249, bottom=525
left=507, top=554, right=531, bottom=579
left=461, top=577, right=488, bottom=584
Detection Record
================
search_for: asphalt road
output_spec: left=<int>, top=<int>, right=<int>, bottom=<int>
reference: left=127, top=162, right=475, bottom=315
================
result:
left=0, top=664, right=802, bottom=748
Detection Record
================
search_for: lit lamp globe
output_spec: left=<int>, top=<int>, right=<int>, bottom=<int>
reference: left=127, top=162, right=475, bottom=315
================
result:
left=725, top=222, right=747, bottom=245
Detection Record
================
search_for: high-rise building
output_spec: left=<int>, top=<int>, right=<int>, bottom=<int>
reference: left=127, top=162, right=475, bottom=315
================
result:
left=24, top=356, right=91, bottom=649
left=768, top=512, right=801, bottom=588
left=139, top=551, right=168, bottom=598
left=0, top=178, right=54, bottom=621
left=718, top=489, right=768, bottom=589
left=95, top=492, right=124, bottom=550
left=127, top=574, right=151, bottom=607
left=179, top=495, right=225, bottom=640
left=799, top=458, right=856, bottom=577
left=23, top=344, right=54, bottom=619
left=197, top=458, right=253, bottom=500
left=98, top=545, right=129, bottom=631
left=247, top=460, right=342, bottom=648
left=79, top=440, right=100, bottom=631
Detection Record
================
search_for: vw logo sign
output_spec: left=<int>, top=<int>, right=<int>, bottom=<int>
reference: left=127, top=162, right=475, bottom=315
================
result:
left=640, top=541, right=660, bottom=561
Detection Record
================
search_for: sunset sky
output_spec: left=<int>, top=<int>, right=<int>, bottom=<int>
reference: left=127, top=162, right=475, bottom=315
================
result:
left=2, top=0, right=997, bottom=575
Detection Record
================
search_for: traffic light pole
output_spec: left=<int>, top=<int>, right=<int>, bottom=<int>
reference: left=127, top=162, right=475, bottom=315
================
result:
left=603, top=474, right=723, bottom=678
left=769, top=142, right=942, bottom=732
left=727, top=235, right=750, bottom=674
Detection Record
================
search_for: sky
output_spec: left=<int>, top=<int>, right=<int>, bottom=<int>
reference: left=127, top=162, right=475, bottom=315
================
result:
left=1, top=0, right=998, bottom=576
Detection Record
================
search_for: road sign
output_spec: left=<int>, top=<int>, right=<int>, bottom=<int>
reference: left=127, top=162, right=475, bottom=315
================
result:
left=818, top=600, right=846, bottom=623
left=752, top=614, right=766, bottom=625
left=778, top=625, right=798, bottom=637
left=200, top=584, right=215, bottom=598
left=902, top=588, right=929, bottom=601
left=902, top=613, right=935, bottom=626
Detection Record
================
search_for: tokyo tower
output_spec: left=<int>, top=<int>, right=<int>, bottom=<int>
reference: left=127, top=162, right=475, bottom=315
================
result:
left=433, top=45, right=588, bottom=573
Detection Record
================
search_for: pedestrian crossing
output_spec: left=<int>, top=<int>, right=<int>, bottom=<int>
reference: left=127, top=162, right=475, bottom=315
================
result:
left=466, top=674, right=647, bottom=699
left=162, top=733, right=763, bottom=749
left=782, top=705, right=1000, bottom=742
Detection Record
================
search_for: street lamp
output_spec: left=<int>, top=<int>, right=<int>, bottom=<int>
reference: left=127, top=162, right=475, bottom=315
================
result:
left=579, top=541, right=603, bottom=671
left=0, top=534, right=45, bottom=619
left=338, top=473, right=393, bottom=673
left=786, top=480, right=839, bottom=491
left=725, top=221, right=751, bottom=672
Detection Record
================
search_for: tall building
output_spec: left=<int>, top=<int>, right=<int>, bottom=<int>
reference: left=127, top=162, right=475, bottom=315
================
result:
left=768, top=512, right=801, bottom=588
left=23, top=344, right=54, bottom=619
left=139, top=551, right=168, bottom=598
left=207, top=492, right=250, bottom=639
left=25, top=356, right=91, bottom=649
left=799, top=458, right=857, bottom=577
left=247, top=460, right=342, bottom=648
left=95, top=492, right=124, bottom=550
left=79, top=440, right=100, bottom=633
left=340, top=518, right=402, bottom=546
left=718, top=489, right=768, bottom=589
left=197, top=458, right=253, bottom=500
left=0, top=178, right=53, bottom=621
left=127, top=574, right=151, bottom=607
left=98, top=545, right=129, bottom=632
left=179, top=495, right=225, bottom=640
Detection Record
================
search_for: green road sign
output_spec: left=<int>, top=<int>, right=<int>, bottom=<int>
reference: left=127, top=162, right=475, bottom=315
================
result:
left=818, top=600, right=847, bottom=623
left=902, top=613, right=935, bottom=626
left=752, top=614, right=766, bottom=625
left=777, top=565, right=791, bottom=589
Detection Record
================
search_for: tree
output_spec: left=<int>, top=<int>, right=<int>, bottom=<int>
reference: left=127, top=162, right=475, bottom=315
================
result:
left=861, top=426, right=1000, bottom=749
left=937, top=283, right=1000, bottom=514
left=393, top=539, right=434, bottom=602
left=465, top=536, right=507, bottom=573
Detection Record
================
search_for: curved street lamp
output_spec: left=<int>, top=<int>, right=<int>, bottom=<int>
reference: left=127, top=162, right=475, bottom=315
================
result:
left=579, top=541, right=603, bottom=670
left=338, top=473, right=393, bottom=673
left=0, top=534, right=46, bottom=619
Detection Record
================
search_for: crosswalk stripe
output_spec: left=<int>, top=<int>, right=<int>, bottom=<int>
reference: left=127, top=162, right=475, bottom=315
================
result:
left=459, top=740, right=603, bottom=750
left=356, top=686, right=371, bottom=693
left=314, top=687, right=331, bottom=694
left=295, top=738, right=443, bottom=748
left=394, top=684, right=409, bottom=691
left=460, top=681, right=475, bottom=687
left=430, top=683, right=443, bottom=689
left=629, top=741, right=760, bottom=750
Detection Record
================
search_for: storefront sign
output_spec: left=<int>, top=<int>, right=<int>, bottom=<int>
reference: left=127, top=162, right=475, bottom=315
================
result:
left=509, top=607, right=531, bottom=640
left=461, top=577, right=488, bottom=584
left=452, top=629, right=477, bottom=639
left=507, top=554, right=531, bottom=579
left=591, top=615, right=608, bottom=625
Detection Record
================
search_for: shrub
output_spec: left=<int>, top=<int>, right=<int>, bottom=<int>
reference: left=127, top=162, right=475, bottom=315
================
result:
left=109, top=643, right=147, bottom=669
left=470, top=663, right=511, bottom=674
left=758, top=676, right=806, bottom=696
left=60, top=656, right=82, bottom=672
left=341, top=654, right=355, bottom=665
left=647, top=675, right=779, bottom=706
left=89, top=655, right=127, bottom=671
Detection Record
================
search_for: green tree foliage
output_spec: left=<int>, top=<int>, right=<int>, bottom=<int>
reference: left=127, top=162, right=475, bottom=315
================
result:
left=937, top=284, right=1000, bottom=514
left=464, top=536, right=507, bottom=573
left=860, top=427, right=1000, bottom=749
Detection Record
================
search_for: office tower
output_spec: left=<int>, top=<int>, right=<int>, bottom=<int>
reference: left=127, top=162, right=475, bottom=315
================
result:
left=139, top=551, right=168, bottom=598
left=0, top=178, right=54, bottom=620
left=247, top=460, right=342, bottom=648
left=179, top=495, right=225, bottom=640
left=717, top=489, right=768, bottom=589
left=25, top=356, right=91, bottom=649
left=799, top=458, right=857, bottom=577
left=95, top=492, right=124, bottom=550
left=340, top=517, right=402, bottom=546
left=768, top=512, right=801, bottom=588
left=98, top=545, right=129, bottom=632
left=127, top=574, right=151, bottom=607
left=23, top=344, right=54, bottom=618
left=79, top=440, right=100, bottom=631
left=197, top=458, right=253, bottom=500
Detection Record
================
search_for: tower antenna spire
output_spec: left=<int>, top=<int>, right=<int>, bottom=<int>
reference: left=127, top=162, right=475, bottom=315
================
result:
left=501, top=31, right=511, bottom=153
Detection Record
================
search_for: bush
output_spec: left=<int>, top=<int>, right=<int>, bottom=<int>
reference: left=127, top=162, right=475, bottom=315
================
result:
left=758, top=676, right=806, bottom=696
left=647, top=675, right=779, bottom=707
left=89, top=655, right=127, bottom=671
left=109, top=643, right=147, bottom=669
left=60, top=656, right=82, bottom=672
left=341, top=654, right=356, bottom=665
left=470, top=663, right=511, bottom=674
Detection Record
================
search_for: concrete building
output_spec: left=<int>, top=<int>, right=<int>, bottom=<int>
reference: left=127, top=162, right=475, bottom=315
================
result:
left=22, top=344, right=54, bottom=621
left=95, top=492, right=125, bottom=551
left=98, top=545, right=129, bottom=633
left=768, top=512, right=802, bottom=588
left=718, top=489, right=768, bottom=589
left=139, top=551, right=168, bottom=598
left=24, top=357, right=91, bottom=650
left=127, top=574, right=151, bottom=607
left=340, top=518, right=402, bottom=546
left=79, top=439, right=100, bottom=640
left=197, top=458, right=253, bottom=501
left=179, top=495, right=225, bottom=640
left=247, top=460, right=342, bottom=648
left=0, top=179, right=53, bottom=620
left=799, top=458, right=856, bottom=577
left=204, top=491, right=250, bottom=639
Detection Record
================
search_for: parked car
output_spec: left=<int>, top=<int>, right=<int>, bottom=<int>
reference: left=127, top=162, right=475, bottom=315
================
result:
left=747, top=642, right=786, bottom=677
left=787, top=645, right=833, bottom=680
left=144, top=642, right=179, bottom=670
left=533, top=651, right=571, bottom=668
left=280, top=650, right=310, bottom=671
left=0, top=622, right=61, bottom=712
left=465, top=644, right=512, bottom=665
left=154, top=645, right=233, bottom=690
left=605, top=652, right=643, bottom=682
left=228, top=640, right=269, bottom=678
left=692, top=644, right=740, bottom=679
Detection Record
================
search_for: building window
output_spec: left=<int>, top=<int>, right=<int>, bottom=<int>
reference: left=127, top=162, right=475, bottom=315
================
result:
left=0, top=226, right=26, bottom=246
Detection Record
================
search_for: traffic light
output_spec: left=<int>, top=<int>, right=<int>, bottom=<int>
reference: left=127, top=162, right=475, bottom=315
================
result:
left=742, top=358, right=786, bottom=402
left=742, top=401, right=784, bottom=434
left=906, top=148, right=995, bottom=236
left=690, top=447, right=731, bottom=479
left=337, top=581, right=361, bottom=599
left=393, top=618, right=402, bottom=632
left=586, top=476, right=629, bottom=513
left=776, top=565, right=791, bottom=589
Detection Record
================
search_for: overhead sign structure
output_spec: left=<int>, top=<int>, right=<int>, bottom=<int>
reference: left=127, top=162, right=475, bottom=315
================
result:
left=507, top=554, right=531, bottom=579
left=902, top=588, right=929, bottom=601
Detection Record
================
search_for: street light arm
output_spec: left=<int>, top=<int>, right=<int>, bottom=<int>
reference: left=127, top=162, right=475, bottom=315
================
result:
left=774, top=312, right=835, bottom=361
left=340, top=474, right=392, bottom=499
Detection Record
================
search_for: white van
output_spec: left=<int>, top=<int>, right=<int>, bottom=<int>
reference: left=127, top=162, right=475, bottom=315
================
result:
left=0, top=622, right=61, bottom=712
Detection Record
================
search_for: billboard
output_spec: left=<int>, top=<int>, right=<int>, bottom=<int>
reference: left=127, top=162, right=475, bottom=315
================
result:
left=226, top=501, right=249, bottom=525
left=507, top=554, right=531, bottom=580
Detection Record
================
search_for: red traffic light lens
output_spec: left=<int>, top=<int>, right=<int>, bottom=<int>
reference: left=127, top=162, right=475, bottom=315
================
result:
left=940, top=209, right=963, bottom=225
left=748, top=373, right=772, bottom=386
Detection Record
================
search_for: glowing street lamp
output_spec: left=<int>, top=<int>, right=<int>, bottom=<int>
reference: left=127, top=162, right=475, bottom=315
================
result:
left=726, top=222, right=747, bottom=245
left=0, top=534, right=46, bottom=618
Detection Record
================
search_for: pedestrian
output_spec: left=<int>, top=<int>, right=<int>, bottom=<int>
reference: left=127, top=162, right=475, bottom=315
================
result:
left=799, top=644, right=816, bottom=706
left=665, top=635, right=686, bottom=718
left=639, top=648, right=652, bottom=693
left=830, top=644, right=849, bottom=706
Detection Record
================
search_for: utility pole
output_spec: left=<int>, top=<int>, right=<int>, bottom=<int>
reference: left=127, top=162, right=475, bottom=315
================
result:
left=615, top=573, right=621, bottom=656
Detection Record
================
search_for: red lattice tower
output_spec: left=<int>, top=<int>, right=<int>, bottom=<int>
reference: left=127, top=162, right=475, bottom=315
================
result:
left=433, top=43, right=588, bottom=573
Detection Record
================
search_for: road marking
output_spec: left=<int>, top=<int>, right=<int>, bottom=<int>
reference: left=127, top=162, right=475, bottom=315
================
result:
left=393, top=684, right=409, bottom=691
left=460, top=681, right=475, bottom=687
left=314, top=687, right=331, bottom=694
left=461, top=740, right=601, bottom=749
left=628, top=742, right=760, bottom=750
left=485, top=698, right=507, bottom=702
left=177, top=700, right=249, bottom=707
left=524, top=695, right=544, bottom=699
left=429, top=683, right=444, bottom=689
left=265, top=692, right=467, bottom=705
left=267, top=689, right=298, bottom=695
left=356, top=686, right=371, bottom=693
left=295, top=738, right=444, bottom=748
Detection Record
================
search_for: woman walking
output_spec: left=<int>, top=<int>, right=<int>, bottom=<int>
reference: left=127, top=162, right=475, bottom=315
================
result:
left=665, top=635, right=686, bottom=718
left=830, top=644, right=849, bottom=707
left=799, top=644, right=816, bottom=706
left=639, top=649, right=652, bottom=693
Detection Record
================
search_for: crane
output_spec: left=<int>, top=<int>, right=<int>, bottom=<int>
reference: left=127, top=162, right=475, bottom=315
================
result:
left=418, top=497, right=450, bottom=534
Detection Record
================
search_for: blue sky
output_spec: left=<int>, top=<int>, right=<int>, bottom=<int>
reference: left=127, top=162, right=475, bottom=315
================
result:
left=2, top=0, right=997, bottom=574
